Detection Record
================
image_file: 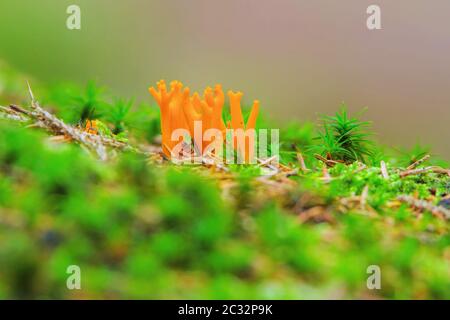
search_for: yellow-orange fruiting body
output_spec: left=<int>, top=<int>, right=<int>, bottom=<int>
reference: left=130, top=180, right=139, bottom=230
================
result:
left=149, top=80, right=190, bottom=157
left=227, top=91, right=260, bottom=162
left=148, top=80, right=259, bottom=162
left=84, top=119, right=98, bottom=135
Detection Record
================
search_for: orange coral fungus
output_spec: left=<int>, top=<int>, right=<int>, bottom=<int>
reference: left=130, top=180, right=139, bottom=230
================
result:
left=84, top=119, right=98, bottom=135
left=148, top=80, right=260, bottom=162
left=183, top=85, right=226, bottom=155
left=227, top=91, right=260, bottom=162
left=148, top=80, right=189, bottom=156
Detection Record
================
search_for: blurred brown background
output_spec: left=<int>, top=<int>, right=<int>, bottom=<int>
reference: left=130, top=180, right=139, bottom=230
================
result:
left=0, top=0, right=448, bottom=157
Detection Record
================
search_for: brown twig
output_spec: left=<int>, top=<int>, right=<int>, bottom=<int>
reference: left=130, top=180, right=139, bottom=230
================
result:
left=1, top=84, right=143, bottom=160
left=314, top=153, right=344, bottom=167
left=322, top=165, right=331, bottom=183
left=400, top=166, right=450, bottom=178
left=296, top=152, right=309, bottom=172
left=397, top=195, right=450, bottom=220
left=360, top=185, right=369, bottom=210
left=406, top=154, right=430, bottom=170
left=380, top=160, right=389, bottom=179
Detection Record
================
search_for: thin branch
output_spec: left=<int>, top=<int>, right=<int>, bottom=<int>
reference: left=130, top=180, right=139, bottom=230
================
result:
left=1, top=85, right=143, bottom=160
left=360, top=185, right=369, bottom=210
left=322, top=165, right=331, bottom=183
left=397, top=195, right=450, bottom=220
left=400, top=166, right=450, bottom=178
left=380, top=160, right=389, bottom=179
left=314, top=153, right=343, bottom=167
left=296, top=152, right=310, bottom=172
left=406, top=154, right=430, bottom=170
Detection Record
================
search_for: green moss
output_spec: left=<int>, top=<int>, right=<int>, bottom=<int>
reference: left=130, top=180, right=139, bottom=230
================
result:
left=0, top=66, right=448, bottom=299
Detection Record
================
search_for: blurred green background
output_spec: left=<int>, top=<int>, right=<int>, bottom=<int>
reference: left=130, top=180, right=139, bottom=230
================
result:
left=0, top=0, right=449, bottom=157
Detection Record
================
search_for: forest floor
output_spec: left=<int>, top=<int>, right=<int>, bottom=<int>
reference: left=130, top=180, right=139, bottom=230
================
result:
left=0, top=61, right=448, bottom=299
